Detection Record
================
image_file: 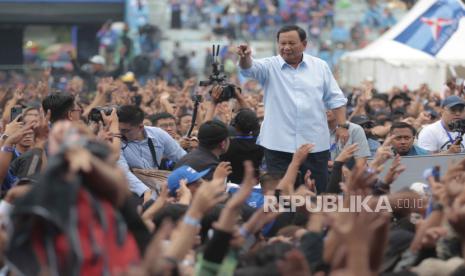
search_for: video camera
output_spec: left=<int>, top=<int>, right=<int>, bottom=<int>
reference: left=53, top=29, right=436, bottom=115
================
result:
left=448, top=119, right=465, bottom=145
left=88, top=106, right=118, bottom=123
left=448, top=119, right=465, bottom=133
left=199, top=44, right=238, bottom=102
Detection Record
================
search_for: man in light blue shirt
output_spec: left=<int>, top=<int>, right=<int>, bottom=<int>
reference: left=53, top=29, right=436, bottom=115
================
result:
left=237, top=25, right=348, bottom=192
left=117, top=105, right=186, bottom=203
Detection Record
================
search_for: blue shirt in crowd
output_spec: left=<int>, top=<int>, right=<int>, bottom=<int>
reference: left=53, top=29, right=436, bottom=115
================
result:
left=404, top=145, right=430, bottom=156
left=118, top=126, right=186, bottom=196
left=331, top=26, right=350, bottom=43
left=2, top=149, right=21, bottom=193
left=239, top=53, right=347, bottom=153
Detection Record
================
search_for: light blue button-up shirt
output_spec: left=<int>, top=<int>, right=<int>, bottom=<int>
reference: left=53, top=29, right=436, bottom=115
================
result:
left=239, top=54, right=347, bottom=153
left=118, top=126, right=186, bottom=196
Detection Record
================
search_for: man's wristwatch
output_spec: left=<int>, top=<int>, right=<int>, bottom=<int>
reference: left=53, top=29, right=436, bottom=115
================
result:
left=337, top=123, right=350, bottom=129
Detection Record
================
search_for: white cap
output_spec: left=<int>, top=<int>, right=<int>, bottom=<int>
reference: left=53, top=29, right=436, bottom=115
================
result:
left=409, top=182, right=428, bottom=196
left=89, top=55, right=105, bottom=65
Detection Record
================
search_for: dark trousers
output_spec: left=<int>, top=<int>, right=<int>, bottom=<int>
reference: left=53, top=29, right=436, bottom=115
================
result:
left=264, top=149, right=329, bottom=193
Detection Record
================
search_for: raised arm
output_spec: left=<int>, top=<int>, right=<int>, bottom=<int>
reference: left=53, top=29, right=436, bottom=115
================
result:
left=237, top=44, right=252, bottom=69
left=276, top=144, right=314, bottom=195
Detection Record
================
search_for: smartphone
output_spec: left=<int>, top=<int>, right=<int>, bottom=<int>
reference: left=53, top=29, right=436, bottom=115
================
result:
left=10, top=107, right=23, bottom=122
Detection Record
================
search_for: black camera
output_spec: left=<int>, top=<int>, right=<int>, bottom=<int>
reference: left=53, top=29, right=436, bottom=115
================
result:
left=199, top=44, right=239, bottom=102
left=88, top=106, right=117, bottom=123
left=448, top=119, right=465, bottom=133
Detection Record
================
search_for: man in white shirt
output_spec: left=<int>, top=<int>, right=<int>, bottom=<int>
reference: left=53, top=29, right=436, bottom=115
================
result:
left=237, top=25, right=348, bottom=192
left=418, top=96, right=465, bottom=153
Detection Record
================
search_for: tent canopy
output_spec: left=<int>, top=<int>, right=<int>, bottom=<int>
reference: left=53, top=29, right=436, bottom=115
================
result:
left=340, top=0, right=465, bottom=92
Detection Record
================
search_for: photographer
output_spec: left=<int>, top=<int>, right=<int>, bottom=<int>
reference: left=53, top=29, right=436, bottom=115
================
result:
left=418, top=96, right=465, bottom=153
left=202, top=85, right=263, bottom=183
left=203, top=85, right=249, bottom=123
left=116, top=105, right=186, bottom=203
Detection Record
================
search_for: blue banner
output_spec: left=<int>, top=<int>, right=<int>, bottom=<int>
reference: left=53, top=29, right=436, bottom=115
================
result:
left=394, top=0, right=465, bottom=56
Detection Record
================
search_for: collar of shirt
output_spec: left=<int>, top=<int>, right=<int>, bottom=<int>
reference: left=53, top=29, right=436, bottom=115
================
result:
left=408, top=145, right=429, bottom=156
left=277, top=54, right=308, bottom=70
left=126, top=127, right=154, bottom=145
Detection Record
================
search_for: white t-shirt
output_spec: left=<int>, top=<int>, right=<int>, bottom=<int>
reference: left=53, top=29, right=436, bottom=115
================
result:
left=417, top=120, right=465, bottom=152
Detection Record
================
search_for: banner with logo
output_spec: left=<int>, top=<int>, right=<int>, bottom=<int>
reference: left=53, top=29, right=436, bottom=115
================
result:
left=394, top=0, right=465, bottom=56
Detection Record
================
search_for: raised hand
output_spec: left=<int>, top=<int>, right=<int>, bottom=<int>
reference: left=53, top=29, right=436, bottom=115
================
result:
left=295, top=169, right=316, bottom=197
left=179, top=136, right=195, bottom=151
left=4, top=121, right=34, bottom=146
left=242, top=205, right=280, bottom=235
left=370, top=135, right=394, bottom=170
left=12, top=86, right=24, bottom=102
left=347, top=163, right=378, bottom=195
left=3, top=114, right=24, bottom=137
left=100, top=107, right=118, bottom=128
left=33, top=109, right=51, bottom=143
left=213, top=161, right=232, bottom=181
left=335, top=143, right=359, bottom=163
left=210, top=85, right=223, bottom=104
left=292, top=144, right=315, bottom=166
left=383, top=154, right=406, bottom=185
left=214, top=161, right=256, bottom=232
left=329, top=209, right=390, bottom=276
left=189, top=176, right=228, bottom=217
left=236, top=44, right=252, bottom=59
left=97, top=77, right=116, bottom=96
left=176, top=179, right=192, bottom=205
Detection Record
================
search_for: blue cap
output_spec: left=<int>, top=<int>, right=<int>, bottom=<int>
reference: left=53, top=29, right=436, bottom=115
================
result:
left=441, top=95, right=465, bottom=108
left=167, top=165, right=210, bottom=196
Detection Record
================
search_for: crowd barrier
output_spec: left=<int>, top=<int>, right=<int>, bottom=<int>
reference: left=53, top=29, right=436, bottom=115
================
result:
left=372, top=153, right=465, bottom=192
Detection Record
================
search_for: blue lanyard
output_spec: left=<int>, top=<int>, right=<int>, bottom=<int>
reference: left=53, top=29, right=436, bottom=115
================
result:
left=235, top=136, right=255, bottom=139
left=330, top=143, right=337, bottom=152
left=441, top=122, right=455, bottom=144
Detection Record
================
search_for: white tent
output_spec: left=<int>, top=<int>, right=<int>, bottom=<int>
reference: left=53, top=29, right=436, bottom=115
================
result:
left=340, top=0, right=465, bottom=93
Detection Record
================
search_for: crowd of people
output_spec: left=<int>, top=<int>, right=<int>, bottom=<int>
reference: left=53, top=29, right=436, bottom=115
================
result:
left=22, top=0, right=411, bottom=92
left=1, top=22, right=465, bottom=276
left=166, top=0, right=408, bottom=70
